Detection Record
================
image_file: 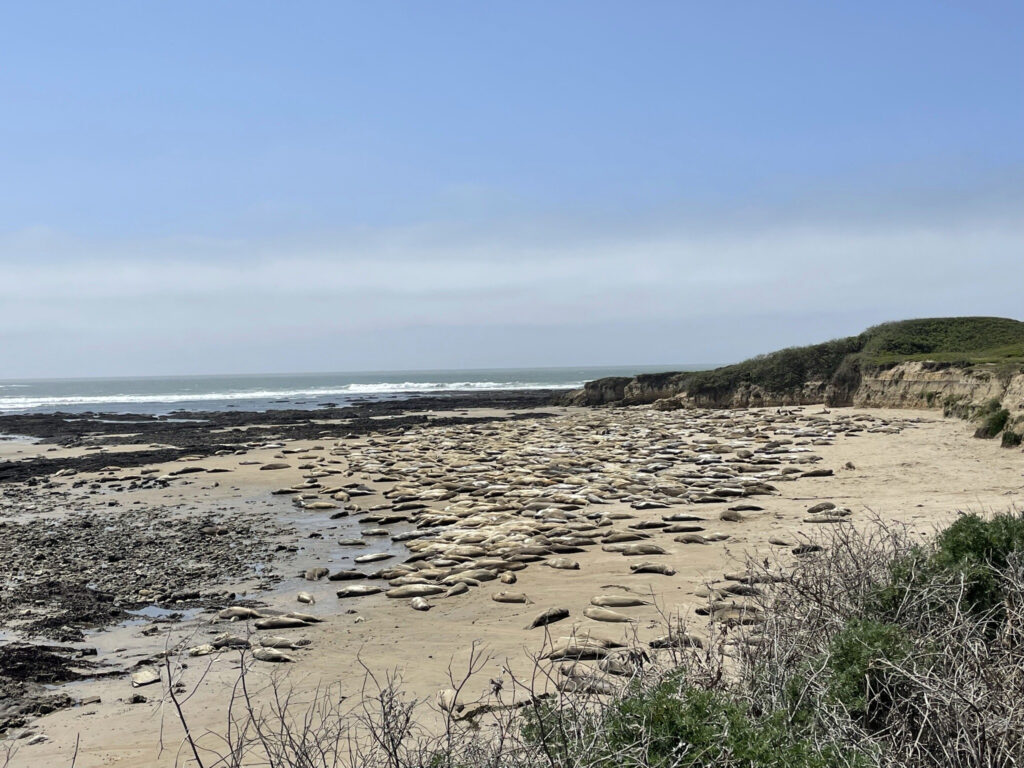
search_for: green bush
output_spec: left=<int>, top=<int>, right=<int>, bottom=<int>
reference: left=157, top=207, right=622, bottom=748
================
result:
left=1002, top=429, right=1022, bottom=448
left=861, top=317, right=1024, bottom=364
left=934, top=512, right=1024, bottom=575
left=683, top=336, right=866, bottom=400
left=522, top=681, right=873, bottom=768
left=873, top=512, right=1024, bottom=635
left=825, top=619, right=912, bottom=730
left=979, top=397, right=1004, bottom=415
left=975, top=408, right=1009, bottom=438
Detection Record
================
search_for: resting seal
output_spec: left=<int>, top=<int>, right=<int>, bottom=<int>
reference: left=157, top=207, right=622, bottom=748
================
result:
left=583, top=606, right=635, bottom=623
left=525, top=607, right=569, bottom=629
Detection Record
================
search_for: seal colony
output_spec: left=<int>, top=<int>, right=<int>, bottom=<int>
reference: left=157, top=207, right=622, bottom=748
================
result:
left=2, top=397, right=1022, bottom=766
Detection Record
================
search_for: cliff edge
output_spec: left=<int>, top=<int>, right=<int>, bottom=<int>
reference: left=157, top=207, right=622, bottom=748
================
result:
left=563, top=317, right=1024, bottom=446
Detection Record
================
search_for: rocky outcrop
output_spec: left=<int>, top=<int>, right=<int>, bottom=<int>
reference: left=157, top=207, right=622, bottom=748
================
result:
left=562, top=375, right=837, bottom=408
left=622, top=372, right=692, bottom=404
left=688, top=379, right=833, bottom=408
left=561, top=373, right=693, bottom=406
left=561, top=377, right=634, bottom=406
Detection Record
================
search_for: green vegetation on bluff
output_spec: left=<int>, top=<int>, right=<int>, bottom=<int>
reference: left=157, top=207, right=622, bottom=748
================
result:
left=860, top=316, right=1024, bottom=364
left=680, top=316, right=1024, bottom=401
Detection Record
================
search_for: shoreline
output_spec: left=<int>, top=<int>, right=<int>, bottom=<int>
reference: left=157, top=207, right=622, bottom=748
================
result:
left=1, top=400, right=1022, bottom=766
left=0, top=389, right=561, bottom=483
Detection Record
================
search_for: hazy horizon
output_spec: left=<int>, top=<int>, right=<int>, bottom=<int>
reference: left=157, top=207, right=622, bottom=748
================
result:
left=0, top=362, right=719, bottom=385
left=2, top=2, right=1022, bottom=379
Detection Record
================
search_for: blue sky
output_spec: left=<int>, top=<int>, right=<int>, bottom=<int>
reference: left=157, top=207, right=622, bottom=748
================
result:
left=1, top=2, right=1022, bottom=377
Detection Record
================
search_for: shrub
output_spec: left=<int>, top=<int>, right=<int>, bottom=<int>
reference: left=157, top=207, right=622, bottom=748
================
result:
left=825, top=619, right=911, bottom=730
left=523, top=680, right=873, bottom=768
left=745, top=515, right=1024, bottom=767
left=936, top=512, right=1024, bottom=562
left=1002, top=429, right=1022, bottom=448
left=980, top=397, right=1004, bottom=415
left=872, top=512, right=1024, bottom=636
left=975, top=408, right=1009, bottom=438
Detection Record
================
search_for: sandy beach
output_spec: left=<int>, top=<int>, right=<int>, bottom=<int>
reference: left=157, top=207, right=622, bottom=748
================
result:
left=2, top=402, right=1022, bottom=767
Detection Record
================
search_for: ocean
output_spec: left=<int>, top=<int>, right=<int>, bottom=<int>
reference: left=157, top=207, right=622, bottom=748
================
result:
left=0, top=366, right=702, bottom=415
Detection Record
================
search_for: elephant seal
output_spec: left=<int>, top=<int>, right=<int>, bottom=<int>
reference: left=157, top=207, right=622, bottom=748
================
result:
left=255, top=616, right=309, bottom=630
left=663, top=524, right=704, bottom=534
left=558, top=664, right=620, bottom=695
left=253, top=648, right=295, bottom=663
left=601, top=532, right=648, bottom=543
left=328, top=570, right=366, bottom=581
left=212, top=633, right=250, bottom=649
left=355, top=552, right=394, bottom=564
left=444, top=583, right=469, bottom=597
left=709, top=605, right=765, bottom=626
left=410, top=597, right=431, bottom=611
left=500, top=571, right=517, bottom=584
left=304, top=567, right=329, bottom=581
left=674, top=533, right=707, bottom=544
left=800, top=468, right=833, bottom=478
left=386, top=584, right=446, bottom=598
left=188, top=644, right=218, bottom=657
left=718, top=510, right=743, bottom=522
left=661, top=513, right=705, bottom=523
left=544, top=558, right=579, bottom=570
left=259, top=636, right=310, bottom=650
left=336, top=585, right=383, bottom=598
left=286, top=612, right=322, bottom=623
left=558, top=675, right=618, bottom=696
left=260, top=463, right=291, bottom=471
left=545, top=642, right=608, bottom=661
left=525, top=607, right=570, bottom=629
left=552, top=634, right=625, bottom=649
left=388, top=575, right=434, bottom=587
left=599, top=650, right=649, bottom=676
left=590, top=595, right=649, bottom=608
left=297, top=591, right=315, bottom=605
left=217, top=606, right=263, bottom=621
left=617, top=543, right=668, bottom=556
left=629, top=562, right=676, bottom=576
left=491, top=591, right=531, bottom=604
left=627, top=520, right=667, bottom=530
left=442, top=568, right=497, bottom=584
left=583, top=606, right=636, bottom=623
left=721, top=582, right=761, bottom=597
left=649, top=632, right=703, bottom=649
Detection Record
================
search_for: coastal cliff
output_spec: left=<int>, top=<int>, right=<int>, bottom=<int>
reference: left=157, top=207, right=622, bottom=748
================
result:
left=854, top=361, right=1024, bottom=414
left=563, top=317, right=1024, bottom=443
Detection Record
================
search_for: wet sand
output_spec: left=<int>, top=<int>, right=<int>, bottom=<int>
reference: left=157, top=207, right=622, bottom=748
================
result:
left=2, top=403, right=1022, bottom=767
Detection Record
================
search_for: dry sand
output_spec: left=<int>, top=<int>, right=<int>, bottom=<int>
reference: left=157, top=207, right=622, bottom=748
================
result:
left=3, top=405, right=1022, bottom=767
